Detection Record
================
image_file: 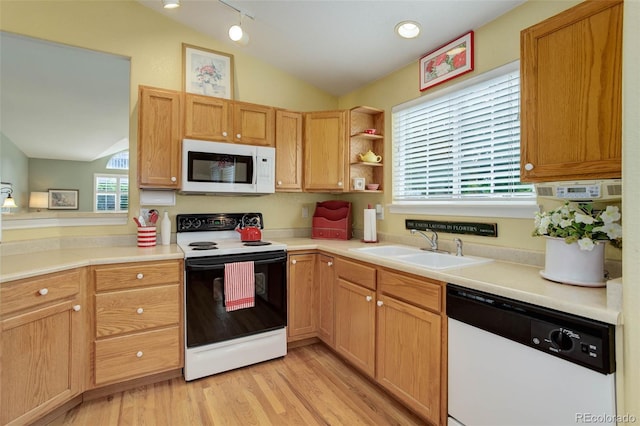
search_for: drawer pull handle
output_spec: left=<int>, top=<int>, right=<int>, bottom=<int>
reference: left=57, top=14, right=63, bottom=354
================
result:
left=136, top=351, right=143, bottom=358
left=376, top=300, right=384, bottom=307
left=38, top=288, right=49, bottom=296
left=137, top=308, right=144, bottom=314
left=365, top=295, right=372, bottom=302
left=73, top=305, right=81, bottom=312
left=136, top=273, right=144, bottom=280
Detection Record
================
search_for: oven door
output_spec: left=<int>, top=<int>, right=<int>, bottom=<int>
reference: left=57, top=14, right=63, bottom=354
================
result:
left=184, top=250, right=287, bottom=348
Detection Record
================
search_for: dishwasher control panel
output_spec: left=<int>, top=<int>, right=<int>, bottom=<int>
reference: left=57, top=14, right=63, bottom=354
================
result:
left=531, top=320, right=605, bottom=371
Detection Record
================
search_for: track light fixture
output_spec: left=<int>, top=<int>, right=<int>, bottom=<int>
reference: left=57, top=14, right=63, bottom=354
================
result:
left=219, top=0, right=254, bottom=46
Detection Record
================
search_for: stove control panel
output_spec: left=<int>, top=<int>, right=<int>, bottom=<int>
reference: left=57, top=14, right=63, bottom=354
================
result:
left=177, top=213, right=263, bottom=232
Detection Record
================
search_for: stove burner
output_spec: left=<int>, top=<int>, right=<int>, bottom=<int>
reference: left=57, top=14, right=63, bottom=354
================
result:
left=189, top=241, right=218, bottom=247
left=243, top=241, right=272, bottom=246
left=192, top=246, right=219, bottom=251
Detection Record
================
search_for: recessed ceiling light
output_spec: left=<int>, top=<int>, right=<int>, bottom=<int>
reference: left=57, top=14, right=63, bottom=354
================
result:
left=162, top=0, right=180, bottom=9
left=395, top=21, right=421, bottom=39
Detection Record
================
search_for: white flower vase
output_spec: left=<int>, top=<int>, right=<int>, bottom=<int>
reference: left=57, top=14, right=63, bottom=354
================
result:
left=540, top=237, right=606, bottom=287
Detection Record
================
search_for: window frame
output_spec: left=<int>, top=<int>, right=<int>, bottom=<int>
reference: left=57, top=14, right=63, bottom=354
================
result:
left=390, top=61, right=537, bottom=219
left=94, top=173, right=129, bottom=213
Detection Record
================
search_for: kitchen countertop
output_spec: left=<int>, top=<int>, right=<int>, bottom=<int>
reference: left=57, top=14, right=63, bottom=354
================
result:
left=1, top=238, right=621, bottom=325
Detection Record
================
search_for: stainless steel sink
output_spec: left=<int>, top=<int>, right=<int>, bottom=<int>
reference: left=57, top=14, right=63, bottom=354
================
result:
left=351, top=245, right=492, bottom=270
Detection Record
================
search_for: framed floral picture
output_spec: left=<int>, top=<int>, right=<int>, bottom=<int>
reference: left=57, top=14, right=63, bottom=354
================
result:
left=419, top=31, right=474, bottom=92
left=182, top=43, right=234, bottom=99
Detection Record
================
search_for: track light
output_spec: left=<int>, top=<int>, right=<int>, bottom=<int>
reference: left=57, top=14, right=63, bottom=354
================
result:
left=219, top=1, right=253, bottom=46
left=162, top=0, right=180, bottom=9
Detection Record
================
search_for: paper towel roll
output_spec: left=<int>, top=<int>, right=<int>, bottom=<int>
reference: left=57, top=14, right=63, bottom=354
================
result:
left=363, top=209, right=377, bottom=242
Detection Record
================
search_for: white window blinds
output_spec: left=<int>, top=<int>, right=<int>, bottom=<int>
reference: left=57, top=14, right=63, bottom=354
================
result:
left=393, top=62, right=534, bottom=203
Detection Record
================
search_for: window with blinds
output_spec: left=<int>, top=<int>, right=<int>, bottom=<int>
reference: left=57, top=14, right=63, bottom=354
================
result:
left=94, top=174, right=128, bottom=212
left=392, top=62, right=534, bottom=205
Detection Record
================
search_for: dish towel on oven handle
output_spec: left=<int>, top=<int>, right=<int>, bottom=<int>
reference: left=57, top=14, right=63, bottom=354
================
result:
left=224, top=261, right=255, bottom=312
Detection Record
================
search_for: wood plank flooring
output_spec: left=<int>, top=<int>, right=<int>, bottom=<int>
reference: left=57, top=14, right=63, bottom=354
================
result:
left=48, top=344, right=427, bottom=425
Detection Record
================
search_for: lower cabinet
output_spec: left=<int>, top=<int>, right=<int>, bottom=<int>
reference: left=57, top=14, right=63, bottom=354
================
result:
left=287, top=252, right=318, bottom=340
left=316, top=254, right=335, bottom=347
left=90, top=260, right=183, bottom=387
left=0, top=269, right=87, bottom=426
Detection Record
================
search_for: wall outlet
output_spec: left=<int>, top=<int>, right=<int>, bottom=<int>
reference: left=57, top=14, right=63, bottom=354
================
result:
left=375, top=204, right=384, bottom=220
left=301, top=206, right=309, bottom=218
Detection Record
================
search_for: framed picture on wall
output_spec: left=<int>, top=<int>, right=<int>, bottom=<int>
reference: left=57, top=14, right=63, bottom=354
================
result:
left=419, top=31, right=474, bottom=91
left=48, top=189, right=79, bottom=210
left=182, top=43, right=234, bottom=99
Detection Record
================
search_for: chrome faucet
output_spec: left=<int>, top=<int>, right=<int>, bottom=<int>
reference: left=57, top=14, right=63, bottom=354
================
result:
left=454, top=238, right=463, bottom=256
left=410, top=229, right=438, bottom=251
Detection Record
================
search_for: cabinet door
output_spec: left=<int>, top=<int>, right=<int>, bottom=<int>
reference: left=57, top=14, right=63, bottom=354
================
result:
left=287, top=253, right=317, bottom=340
left=184, top=94, right=232, bottom=141
left=233, top=101, right=275, bottom=146
left=520, top=0, right=622, bottom=182
left=138, top=86, right=182, bottom=188
left=1, top=299, right=84, bottom=425
left=275, top=109, right=303, bottom=191
left=316, top=254, right=335, bottom=347
left=376, top=294, right=441, bottom=425
left=304, top=111, right=347, bottom=191
left=335, top=278, right=376, bottom=378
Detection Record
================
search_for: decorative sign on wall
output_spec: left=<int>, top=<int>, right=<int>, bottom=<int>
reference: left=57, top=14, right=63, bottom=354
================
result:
left=405, top=219, right=497, bottom=237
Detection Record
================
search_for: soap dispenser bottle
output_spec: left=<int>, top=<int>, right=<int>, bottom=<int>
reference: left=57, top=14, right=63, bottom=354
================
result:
left=160, top=211, right=171, bottom=245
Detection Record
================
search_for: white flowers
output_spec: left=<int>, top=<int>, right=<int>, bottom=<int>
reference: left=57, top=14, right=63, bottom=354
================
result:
left=533, top=202, right=622, bottom=251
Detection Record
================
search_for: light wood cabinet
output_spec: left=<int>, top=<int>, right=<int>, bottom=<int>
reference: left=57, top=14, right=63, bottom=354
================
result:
left=520, top=0, right=622, bottom=182
left=303, top=110, right=348, bottom=191
left=275, top=109, right=303, bottom=191
left=0, top=269, right=86, bottom=426
left=184, top=94, right=231, bottom=141
left=138, top=86, right=182, bottom=189
left=90, top=260, right=183, bottom=387
left=287, top=253, right=317, bottom=340
left=376, top=269, right=443, bottom=425
left=334, top=257, right=376, bottom=378
left=316, top=254, right=335, bottom=347
left=349, top=106, right=384, bottom=192
left=232, top=101, right=275, bottom=146
left=183, top=95, right=275, bottom=146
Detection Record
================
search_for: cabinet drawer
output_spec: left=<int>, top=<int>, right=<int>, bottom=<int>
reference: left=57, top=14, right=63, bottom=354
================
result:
left=378, top=269, right=442, bottom=313
left=1, top=269, right=81, bottom=317
left=94, top=260, right=181, bottom=291
left=94, top=326, right=181, bottom=385
left=95, top=285, right=180, bottom=337
left=335, top=257, right=376, bottom=290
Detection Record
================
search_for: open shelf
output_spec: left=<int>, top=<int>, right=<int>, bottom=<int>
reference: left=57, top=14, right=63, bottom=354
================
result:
left=349, top=106, right=384, bottom=192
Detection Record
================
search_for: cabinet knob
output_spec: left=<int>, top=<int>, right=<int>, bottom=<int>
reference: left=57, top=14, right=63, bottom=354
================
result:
left=222, top=131, right=228, bottom=137
left=524, top=163, right=534, bottom=171
left=136, top=351, right=143, bottom=358
left=136, top=273, right=144, bottom=280
left=236, top=133, right=241, bottom=139
left=338, top=181, right=343, bottom=187
left=376, top=300, right=384, bottom=307
left=38, top=288, right=49, bottom=296
left=137, top=308, right=144, bottom=315
left=365, top=295, right=372, bottom=302
left=73, top=304, right=81, bottom=312
left=171, top=176, right=177, bottom=182
left=277, top=180, right=282, bottom=185
left=291, top=259, right=297, bottom=265
left=327, top=261, right=333, bottom=267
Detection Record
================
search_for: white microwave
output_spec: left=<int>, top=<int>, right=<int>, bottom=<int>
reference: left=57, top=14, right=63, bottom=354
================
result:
left=181, top=139, right=275, bottom=195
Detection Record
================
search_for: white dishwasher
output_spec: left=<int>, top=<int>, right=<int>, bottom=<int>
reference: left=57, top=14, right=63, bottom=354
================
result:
left=447, top=284, right=616, bottom=426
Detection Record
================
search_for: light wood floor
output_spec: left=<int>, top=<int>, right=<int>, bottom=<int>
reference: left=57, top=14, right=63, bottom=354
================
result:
left=49, top=344, right=426, bottom=425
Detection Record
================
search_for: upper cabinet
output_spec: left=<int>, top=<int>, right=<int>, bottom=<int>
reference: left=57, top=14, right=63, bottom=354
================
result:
left=520, top=0, right=623, bottom=182
left=183, top=94, right=231, bottom=141
left=349, top=106, right=384, bottom=192
left=183, top=95, right=275, bottom=146
left=275, top=109, right=303, bottom=191
left=138, top=86, right=182, bottom=189
left=304, top=110, right=348, bottom=192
